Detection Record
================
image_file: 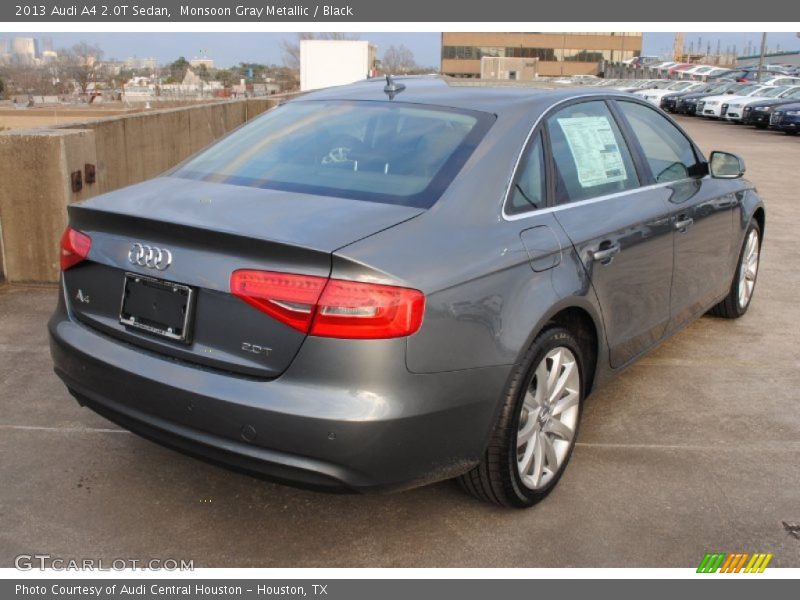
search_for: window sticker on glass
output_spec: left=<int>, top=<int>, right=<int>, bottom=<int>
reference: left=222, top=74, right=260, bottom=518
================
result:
left=556, top=116, right=628, bottom=188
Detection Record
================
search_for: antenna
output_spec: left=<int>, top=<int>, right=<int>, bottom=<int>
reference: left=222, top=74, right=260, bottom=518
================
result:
left=384, top=74, right=406, bottom=100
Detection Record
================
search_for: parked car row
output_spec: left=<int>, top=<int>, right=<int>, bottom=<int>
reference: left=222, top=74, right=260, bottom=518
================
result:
left=670, top=81, right=800, bottom=135
left=579, top=76, right=800, bottom=135
left=644, top=61, right=731, bottom=81
left=619, top=60, right=800, bottom=82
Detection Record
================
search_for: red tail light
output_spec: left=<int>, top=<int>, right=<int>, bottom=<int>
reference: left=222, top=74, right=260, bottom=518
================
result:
left=230, top=270, right=328, bottom=333
left=230, top=270, right=425, bottom=339
left=60, top=227, right=92, bottom=271
left=313, top=279, right=425, bottom=339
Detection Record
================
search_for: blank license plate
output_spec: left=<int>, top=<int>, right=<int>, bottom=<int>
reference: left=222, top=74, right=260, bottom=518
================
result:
left=119, top=273, right=195, bottom=343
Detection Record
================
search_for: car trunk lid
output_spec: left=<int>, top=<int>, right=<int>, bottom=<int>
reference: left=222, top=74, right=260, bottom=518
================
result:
left=62, top=177, right=423, bottom=378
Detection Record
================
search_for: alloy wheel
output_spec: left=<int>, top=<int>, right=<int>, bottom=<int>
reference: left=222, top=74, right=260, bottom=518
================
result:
left=516, top=347, right=580, bottom=490
left=737, top=229, right=760, bottom=309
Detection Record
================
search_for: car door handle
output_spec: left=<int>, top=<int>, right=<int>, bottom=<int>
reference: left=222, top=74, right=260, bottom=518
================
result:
left=590, top=243, right=621, bottom=263
left=674, top=217, right=694, bottom=232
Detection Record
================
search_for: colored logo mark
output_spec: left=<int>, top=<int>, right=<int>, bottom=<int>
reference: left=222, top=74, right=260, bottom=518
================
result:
left=697, top=552, right=773, bottom=573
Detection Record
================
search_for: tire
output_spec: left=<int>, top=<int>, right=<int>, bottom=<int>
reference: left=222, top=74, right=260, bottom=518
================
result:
left=709, top=219, right=761, bottom=319
left=458, top=326, right=585, bottom=508
left=755, top=124, right=767, bottom=129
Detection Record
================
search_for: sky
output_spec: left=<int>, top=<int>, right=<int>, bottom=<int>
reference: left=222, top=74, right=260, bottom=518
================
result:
left=5, top=32, right=800, bottom=67
left=6, top=32, right=443, bottom=67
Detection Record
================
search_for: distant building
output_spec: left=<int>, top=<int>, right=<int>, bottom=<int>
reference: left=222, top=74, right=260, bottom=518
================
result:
left=441, top=32, right=643, bottom=77
left=481, top=57, right=543, bottom=80
left=300, top=40, right=378, bottom=91
left=10, top=37, right=36, bottom=64
left=182, top=68, right=204, bottom=88
left=252, top=82, right=282, bottom=95
left=190, top=57, right=215, bottom=70
left=102, top=60, right=127, bottom=75
left=125, top=57, right=159, bottom=70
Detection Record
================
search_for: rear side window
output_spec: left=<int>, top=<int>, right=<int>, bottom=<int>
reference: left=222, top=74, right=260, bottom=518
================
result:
left=172, top=100, right=494, bottom=209
left=507, top=131, right=546, bottom=215
left=546, top=100, right=640, bottom=205
left=615, top=101, right=703, bottom=183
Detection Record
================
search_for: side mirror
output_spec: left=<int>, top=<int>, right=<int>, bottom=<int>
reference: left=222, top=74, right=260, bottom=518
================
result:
left=709, top=151, right=745, bottom=179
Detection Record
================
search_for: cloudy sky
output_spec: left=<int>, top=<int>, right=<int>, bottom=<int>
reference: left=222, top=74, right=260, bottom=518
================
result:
left=6, top=32, right=800, bottom=67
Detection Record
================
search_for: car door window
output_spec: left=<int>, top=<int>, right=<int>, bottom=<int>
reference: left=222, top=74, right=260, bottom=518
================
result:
left=546, top=101, right=640, bottom=205
left=507, top=131, right=545, bottom=215
left=616, top=100, right=703, bottom=183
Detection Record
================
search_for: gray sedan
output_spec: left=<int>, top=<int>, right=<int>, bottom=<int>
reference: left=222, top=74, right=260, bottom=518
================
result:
left=49, top=77, right=764, bottom=508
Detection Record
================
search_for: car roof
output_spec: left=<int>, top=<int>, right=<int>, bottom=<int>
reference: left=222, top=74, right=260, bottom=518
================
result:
left=289, top=76, right=631, bottom=115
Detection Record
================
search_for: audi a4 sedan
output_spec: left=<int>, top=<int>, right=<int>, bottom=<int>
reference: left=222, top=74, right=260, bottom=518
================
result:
left=697, top=84, right=774, bottom=118
left=50, top=77, right=765, bottom=508
left=741, top=86, right=800, bottom=128
left=769, top=102, right=800, bottom=134
left=659, top=81, right=721, bottom=112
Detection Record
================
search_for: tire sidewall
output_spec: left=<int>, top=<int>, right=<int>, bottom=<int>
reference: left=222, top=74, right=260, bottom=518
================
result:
left=506, top=327, right=585, bottom=505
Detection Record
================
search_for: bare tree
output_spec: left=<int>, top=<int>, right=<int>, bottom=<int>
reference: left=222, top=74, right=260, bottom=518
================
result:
left=0, top=63, right=61, bottom=96
left=280, top=32, right=360, bottom=70
left=58, top=41, right=104, bottom=93
left=381, top=45, right=417, bottom=75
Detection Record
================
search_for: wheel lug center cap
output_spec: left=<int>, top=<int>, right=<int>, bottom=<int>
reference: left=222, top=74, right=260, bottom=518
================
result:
left=538, top=407, right=550, bottom=424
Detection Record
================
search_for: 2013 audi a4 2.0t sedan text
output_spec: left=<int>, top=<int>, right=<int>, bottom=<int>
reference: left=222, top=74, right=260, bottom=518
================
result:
left=49, top=77, right=765, bottom=508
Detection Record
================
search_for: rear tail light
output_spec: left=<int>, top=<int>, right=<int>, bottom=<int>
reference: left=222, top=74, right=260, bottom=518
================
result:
left=60, top=227, right=92, bottom=271
left=230, top=270, right=327, bottom=333
left=313, top=279, right=425, bottom=339
left=230, top=270, right=425, bottom=339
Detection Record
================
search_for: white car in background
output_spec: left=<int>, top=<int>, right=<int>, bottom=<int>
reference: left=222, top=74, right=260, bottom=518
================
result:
left=679, top=65, right=714, bottom=79
left=610, top=79, right=668, bottom=92
left=696, top=84, right=774, bottom=118
left=557, top=74, right=601, bottom=85
left=704, top=67, right=734, bottom=79
left=651, top=61, right=680, bottom=72
left=758, top=75, right=800, bottom=86
left=724, top=85, right=800, bottom=121
left=635, top=81, right=704, bottom=105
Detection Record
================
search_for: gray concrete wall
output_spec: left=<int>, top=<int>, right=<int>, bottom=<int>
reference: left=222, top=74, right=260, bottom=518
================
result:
left=0, top=97, right=290, bottom=283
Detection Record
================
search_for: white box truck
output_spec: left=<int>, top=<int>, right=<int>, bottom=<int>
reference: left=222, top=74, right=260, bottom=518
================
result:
left=300, top=40, right=377, bottom=91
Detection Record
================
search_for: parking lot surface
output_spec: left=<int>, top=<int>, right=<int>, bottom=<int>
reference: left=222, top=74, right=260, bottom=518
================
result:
left=1, top=117, right=798, bottom=568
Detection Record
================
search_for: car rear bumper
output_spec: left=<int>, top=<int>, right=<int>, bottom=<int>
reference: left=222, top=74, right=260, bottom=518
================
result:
left=49, top=296, right=509, bottom=493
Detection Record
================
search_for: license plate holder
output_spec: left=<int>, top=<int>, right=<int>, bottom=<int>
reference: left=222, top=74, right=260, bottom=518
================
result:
left=119, top=273, right=195, bottom=343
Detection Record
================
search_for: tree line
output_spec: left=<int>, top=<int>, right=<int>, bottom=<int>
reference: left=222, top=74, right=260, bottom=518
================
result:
left=0, top=35, right=436, bottom=99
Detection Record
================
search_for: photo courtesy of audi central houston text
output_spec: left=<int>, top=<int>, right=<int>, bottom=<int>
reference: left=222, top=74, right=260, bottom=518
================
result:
left=49, top=77, right=765, bottom=508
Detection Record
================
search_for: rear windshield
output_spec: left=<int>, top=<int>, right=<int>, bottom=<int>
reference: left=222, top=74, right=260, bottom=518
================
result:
left=172, top=100, right=495, bottom=208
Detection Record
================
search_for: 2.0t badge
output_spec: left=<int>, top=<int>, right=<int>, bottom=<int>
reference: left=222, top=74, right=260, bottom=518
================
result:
left=128, top=243, right=172, bottom=271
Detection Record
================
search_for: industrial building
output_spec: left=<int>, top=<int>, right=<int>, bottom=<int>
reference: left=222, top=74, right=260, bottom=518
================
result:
left=441, top=32, right=642, bottom=78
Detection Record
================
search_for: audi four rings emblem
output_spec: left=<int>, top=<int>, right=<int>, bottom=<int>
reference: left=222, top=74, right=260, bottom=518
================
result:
left=128, top=243, right=172, bottom=271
